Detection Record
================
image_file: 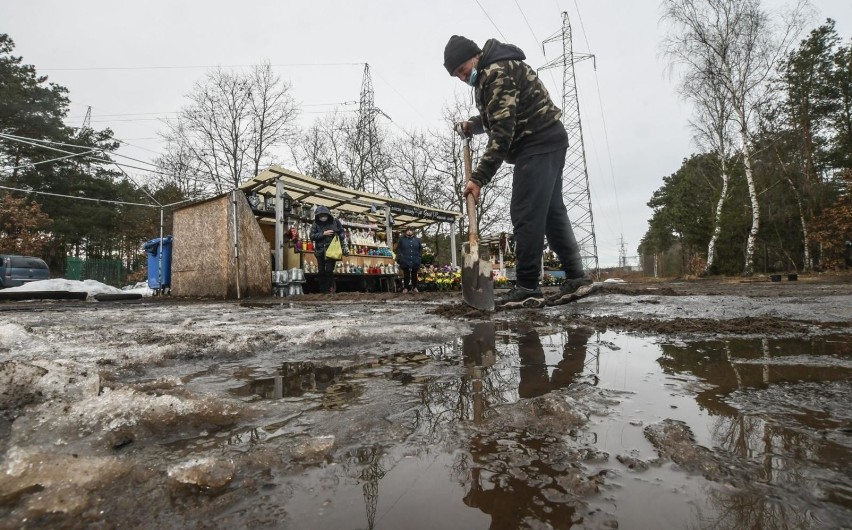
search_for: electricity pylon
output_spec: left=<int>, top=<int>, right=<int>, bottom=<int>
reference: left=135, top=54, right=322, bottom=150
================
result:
left=541, top=12, right=600, bottom=279
left=355, top=63, right=390, bottom=194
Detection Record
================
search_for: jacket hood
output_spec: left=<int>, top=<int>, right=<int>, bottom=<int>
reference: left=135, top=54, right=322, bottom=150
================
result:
left=478, top=39, right=526, bottom=70
left=314, top=205, right=332, bottom=220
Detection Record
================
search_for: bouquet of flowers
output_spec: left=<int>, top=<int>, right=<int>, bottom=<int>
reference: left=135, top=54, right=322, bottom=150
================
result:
left=421, top=265, right=462, bottom=291
left=492, top=274, right=511, bottom=288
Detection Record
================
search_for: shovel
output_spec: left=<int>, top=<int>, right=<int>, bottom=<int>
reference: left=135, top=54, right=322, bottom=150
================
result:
left=461, top=136, right=495, bottom=311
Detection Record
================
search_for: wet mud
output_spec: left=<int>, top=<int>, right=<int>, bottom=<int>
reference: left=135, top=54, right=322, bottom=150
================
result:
left=0, top=274, right=850, bottom=529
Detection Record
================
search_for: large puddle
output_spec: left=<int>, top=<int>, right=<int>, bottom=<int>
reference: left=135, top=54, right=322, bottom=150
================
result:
left=2, top=320, right=850, bottom=529
left=225, top=324, right=852, bottom=529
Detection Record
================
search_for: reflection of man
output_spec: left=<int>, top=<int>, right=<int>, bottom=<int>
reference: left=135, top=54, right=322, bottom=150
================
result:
left=517, top=328, right=593, bottom=398
left=551, top=327, right=594, bottom=388
left=462, top=328, right=593, bottom=528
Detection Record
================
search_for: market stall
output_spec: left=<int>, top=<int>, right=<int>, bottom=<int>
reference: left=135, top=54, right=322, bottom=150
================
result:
left=240, top=166, right=461, bottom=294
left=479, top=232, right=570, bottom=288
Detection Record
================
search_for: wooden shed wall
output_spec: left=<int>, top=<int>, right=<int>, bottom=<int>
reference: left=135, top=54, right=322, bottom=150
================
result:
left=172, top=195, right=229, bottom=297
left=172, top=194, right=271, bottom=298
left=229, top=193, right=271, bottom=298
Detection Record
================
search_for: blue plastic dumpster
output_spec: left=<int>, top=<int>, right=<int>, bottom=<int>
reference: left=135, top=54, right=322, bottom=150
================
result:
left=143, top=236, right=173, bottom=291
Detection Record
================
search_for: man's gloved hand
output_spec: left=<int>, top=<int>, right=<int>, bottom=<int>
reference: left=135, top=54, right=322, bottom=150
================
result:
left=454, top=121, right=473, bottom=138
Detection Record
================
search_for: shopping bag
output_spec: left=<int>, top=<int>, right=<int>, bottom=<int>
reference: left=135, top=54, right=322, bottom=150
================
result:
left=326, top=235, right=343, bottom=261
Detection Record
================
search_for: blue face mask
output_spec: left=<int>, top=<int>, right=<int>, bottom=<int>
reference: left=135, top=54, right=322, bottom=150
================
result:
left=467, top=68, right=479, bottom=87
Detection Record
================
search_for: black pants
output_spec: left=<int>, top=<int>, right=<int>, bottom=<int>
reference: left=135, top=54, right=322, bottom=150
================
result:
left=401, top=267, right=419, bottom=290
left=511, top=148, right=583, bottom=289
left=316, top=254, right=336, bottom=293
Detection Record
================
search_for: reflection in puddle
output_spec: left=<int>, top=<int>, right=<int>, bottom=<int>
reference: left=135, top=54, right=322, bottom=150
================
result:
left=228, top=352, right=434, bottom=408
left=231, top=362, right=344, bottom=399
left=280, top=326, right=852, bottom=529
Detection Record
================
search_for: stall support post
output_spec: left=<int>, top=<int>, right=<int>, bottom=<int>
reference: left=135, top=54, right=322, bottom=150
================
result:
left=449, top=221, right=457, bottom=267
left=385, top=205, right=393, bottom=253
left=157, top=207, right=164, bottom=292
left=231, top=190, right=241, bottom=299
left=274, top=180, right=284, bottom=271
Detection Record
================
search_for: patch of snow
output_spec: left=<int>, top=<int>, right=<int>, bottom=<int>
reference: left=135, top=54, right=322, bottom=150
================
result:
left=2, top=278, right=153, bottom=298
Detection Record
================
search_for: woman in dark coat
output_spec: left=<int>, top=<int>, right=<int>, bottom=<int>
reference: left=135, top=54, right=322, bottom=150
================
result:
left=310, top=206, right=346, bottom=294
left=395, top=228, right=422, bottom=293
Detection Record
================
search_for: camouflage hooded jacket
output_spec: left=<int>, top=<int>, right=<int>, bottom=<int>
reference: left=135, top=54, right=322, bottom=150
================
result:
left=469, top=39, right=568, bottom=187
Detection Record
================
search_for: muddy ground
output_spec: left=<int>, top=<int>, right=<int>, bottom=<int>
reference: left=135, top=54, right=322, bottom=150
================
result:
left=0, top=272, right=850, bottom=529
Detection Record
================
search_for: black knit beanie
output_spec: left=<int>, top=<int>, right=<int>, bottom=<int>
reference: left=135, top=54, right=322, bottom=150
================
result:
left=443, top=35, right=481, bottom=75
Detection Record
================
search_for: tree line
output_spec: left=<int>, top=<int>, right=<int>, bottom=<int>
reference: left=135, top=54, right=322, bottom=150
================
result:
left=643, top=0, right=852, bottom=276
left=0, top=34, right=181, bottom=276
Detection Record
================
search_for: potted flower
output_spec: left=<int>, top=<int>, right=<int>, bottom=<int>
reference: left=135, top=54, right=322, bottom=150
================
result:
left=421, top=246, right=435, bottom=266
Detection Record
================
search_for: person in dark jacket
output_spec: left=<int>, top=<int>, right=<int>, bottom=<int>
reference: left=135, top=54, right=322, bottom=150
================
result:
left=444, top=35, right=592, bottom=310
left=396, top=228, right=423, bottom=293
left=310, top=206, right=346, bottom=294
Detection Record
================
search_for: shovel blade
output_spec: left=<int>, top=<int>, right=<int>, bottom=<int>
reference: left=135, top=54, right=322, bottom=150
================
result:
left=462, top=251, right=495, bottom=311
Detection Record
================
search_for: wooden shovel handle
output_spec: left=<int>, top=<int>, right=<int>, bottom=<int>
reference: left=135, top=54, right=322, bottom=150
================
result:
left=463, top=137, right=478, bottom=247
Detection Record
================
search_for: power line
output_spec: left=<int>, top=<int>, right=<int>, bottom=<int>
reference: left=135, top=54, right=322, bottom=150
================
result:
left=573, top=0, right=622, bottom=231
left=473, top=0, right=509, bottom=41
left=514, top=0, right=541, bottom=47
left=40, top=62, right=364, bottom=72
left=114, top=138, right=164, bottom=155
left=66, top=102, right=357, bottom=119
left=0, top=184, right=159, bottom=208
left=370, top=67, right=430, bottom=124
left=1, top=148, right=100, bottom=173
left=108, top=157, right=162, bottom=207
left=0, top=132, right=103, bottom=153
left=0, top=132, right=212, bottom=186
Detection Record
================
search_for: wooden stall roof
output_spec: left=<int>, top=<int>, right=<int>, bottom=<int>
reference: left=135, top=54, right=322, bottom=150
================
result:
left=240, top=166, right=461, bottom=229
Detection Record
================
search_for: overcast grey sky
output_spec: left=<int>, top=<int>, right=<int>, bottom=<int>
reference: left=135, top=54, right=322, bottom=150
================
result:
left=3, top=0, right=850, bottom=267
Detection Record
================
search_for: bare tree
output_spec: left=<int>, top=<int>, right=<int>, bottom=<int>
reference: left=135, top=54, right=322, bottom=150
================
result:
left=159, top=65, right=298, bottom=194
left=152, top=120, right=208, bottom=199
left=248, top=62, right=299, bottom=178
left=662, top=0, right=809, bottom=275
left=386, top=130, right=441, bottom=205
left=292, top=109, right=354, bottom=187
left=348, top=116, right=391, bottom=194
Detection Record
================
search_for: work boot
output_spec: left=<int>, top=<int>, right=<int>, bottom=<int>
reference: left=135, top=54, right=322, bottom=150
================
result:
left=402, top=288, right=409, bottom=294
left=412, top=287, right=419, bottom=293
left=547, top=275, right=596, bottom=306
left=496, top=285, right=545, bottom=309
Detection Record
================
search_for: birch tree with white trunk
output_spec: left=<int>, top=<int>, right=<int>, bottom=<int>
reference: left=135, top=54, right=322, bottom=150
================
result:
left=677, top=57, right=737, bottom=275
left=662, top=0, right=809, bottom=275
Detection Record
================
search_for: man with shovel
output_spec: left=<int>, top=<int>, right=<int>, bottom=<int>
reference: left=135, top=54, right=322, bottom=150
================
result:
left=444, top=35, right=591, bottom=309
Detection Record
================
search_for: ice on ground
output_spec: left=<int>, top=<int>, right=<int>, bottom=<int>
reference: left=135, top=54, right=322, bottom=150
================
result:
left=8, top=387, right=243, bottom=451
left=0, top=446, right=128, bottom=514
left=0, top=359, right=99, bottom=409
left=168, top=457, right=236, bottom=489
left=2, top=278, right=153, bottom=298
